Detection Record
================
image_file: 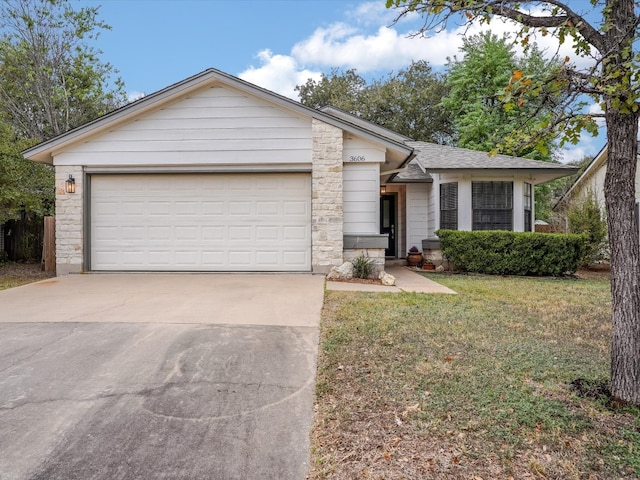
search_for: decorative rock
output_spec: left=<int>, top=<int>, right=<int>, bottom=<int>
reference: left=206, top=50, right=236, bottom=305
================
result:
left=327, top=262, right=354, bottom=279
left=379, top=271, right=396, bottom=286
left=435, top=265, right=445, bottom=273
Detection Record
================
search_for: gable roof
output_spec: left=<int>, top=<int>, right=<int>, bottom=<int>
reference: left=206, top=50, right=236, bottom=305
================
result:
left=23, top=68, right=414, bottom=165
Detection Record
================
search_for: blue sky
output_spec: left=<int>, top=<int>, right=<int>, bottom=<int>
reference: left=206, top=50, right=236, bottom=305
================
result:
left=81, top=0, right=604, bottom=163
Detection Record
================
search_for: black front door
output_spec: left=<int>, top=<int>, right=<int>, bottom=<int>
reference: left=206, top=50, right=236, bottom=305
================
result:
left=380, top=195, right=396, bottom=257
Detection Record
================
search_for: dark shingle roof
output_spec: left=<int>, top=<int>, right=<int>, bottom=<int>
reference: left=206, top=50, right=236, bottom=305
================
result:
left=408, top=141, right=576, bottom=172
left=393, top=161, right=433, bottom=182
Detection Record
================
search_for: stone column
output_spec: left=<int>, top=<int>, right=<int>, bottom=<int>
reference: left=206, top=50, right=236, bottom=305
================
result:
left=55, top=166, right=84, bottom=275
left=311, top=119, right=343, bottom=273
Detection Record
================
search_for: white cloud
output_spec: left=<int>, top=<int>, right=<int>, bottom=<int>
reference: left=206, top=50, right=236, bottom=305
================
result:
left=346, top=1, right=397, bottom=26
left=291, top=22, right=465, bottom=71
left=127, top=91, right=146, bottom=103
left=238, top=50, right=322, bottom=99
left=560, top=131, right=603, bottom=164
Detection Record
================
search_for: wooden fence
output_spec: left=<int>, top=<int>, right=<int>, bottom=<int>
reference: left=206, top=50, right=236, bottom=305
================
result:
left=43, top=216, right=55, bottom=273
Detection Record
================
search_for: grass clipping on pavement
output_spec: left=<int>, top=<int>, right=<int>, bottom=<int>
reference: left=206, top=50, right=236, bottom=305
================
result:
left=311, top=273, right=640, bottom=479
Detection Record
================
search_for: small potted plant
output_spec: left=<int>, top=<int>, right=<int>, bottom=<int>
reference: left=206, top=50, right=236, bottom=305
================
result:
left=406, top=246, right=423, bottom=267
left=422, top=258, right=436, bottom=270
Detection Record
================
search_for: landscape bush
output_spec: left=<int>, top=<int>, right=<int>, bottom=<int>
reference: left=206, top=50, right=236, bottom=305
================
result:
left=436, top=229, right=586, bottom=276
left=567, top=193, right=608, bottom=265
left=351, top=254, right=375, bottom=279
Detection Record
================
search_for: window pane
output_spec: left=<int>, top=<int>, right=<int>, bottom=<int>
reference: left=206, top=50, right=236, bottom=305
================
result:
left=524, top=182, right=532, bottom=232
left=383, top=200, right=391, bottom=228
left=472, top=181, right=513, bottom=230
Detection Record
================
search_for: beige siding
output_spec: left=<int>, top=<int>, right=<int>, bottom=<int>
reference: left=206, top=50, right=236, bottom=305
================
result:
left=406, top=183, right=428, bottom=251
left=343, top=163, right=379, bottom=234
left=583, top=165, right=607, bottom=208
left=426, top=183, right=437, bottom=237
left=54, top=85, right=312, bottom=166
left=343, top=136, right=386, bottom=164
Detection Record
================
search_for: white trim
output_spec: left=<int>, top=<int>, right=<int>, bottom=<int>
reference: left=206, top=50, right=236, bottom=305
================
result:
left=84, top=164, right=313, bottom=174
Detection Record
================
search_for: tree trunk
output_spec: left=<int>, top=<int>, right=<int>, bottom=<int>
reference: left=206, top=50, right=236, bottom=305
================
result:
left=604, top=109, right=640, bottom=405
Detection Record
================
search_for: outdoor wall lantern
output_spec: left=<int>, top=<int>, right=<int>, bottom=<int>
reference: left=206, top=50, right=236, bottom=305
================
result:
left=380, top=185, right=387, bottom=195
left=65, top=174, right=76, bottom=194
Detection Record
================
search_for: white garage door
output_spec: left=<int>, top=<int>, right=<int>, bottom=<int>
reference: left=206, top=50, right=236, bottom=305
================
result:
left=90, top=173, right=311, bottom=271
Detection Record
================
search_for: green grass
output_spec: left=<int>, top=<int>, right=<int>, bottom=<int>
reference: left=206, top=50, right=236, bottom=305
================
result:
left=311, top=273, right=640, bottom=479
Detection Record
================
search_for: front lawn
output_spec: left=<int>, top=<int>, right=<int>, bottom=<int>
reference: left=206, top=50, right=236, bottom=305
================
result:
left=311, top=273, right=640, bottom=479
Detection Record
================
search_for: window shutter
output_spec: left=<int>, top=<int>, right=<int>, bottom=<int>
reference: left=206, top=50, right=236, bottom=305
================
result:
left=440, top=182, right=458, bottom=230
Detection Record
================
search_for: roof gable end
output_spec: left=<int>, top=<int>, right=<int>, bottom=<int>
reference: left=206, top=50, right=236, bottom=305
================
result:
left=23, top=68, right=412, bottom=164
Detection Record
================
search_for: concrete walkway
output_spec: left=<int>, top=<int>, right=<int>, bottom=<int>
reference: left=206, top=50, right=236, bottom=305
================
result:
left=325, top=266, right=457, bottom=294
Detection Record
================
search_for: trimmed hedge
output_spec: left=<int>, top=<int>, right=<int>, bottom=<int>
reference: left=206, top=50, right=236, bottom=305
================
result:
left=436, top=230, right=586, bottom=276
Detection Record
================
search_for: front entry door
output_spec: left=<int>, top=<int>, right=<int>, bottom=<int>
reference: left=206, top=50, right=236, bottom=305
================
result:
left=380, top=195, right=396, bottom=257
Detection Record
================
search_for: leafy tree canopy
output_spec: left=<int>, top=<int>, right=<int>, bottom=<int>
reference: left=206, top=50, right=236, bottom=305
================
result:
left=0, top=123, right=53, bottom=224
left=296, top=61, right=454, bottom=143
left=444, top=32, right=561, bottom=160
left=0, top=0, right=127, bottom=142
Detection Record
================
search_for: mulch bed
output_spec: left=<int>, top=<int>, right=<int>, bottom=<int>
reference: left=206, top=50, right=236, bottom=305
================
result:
left=0, top=262, right=53, bottom=280
left=576, top=263, right=611, bottom=280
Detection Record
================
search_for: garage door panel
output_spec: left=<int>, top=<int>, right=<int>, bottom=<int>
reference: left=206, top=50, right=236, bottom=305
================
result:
left=90, top=173, right=311, bottom=271
left=283, top=201, right=308, bottom=215
left=256, top=226, right=278, bottom=240
left=202, top=202, right=224, bottom=215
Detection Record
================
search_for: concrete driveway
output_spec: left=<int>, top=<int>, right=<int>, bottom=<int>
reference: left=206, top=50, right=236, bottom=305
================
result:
left=0, top=273, right=325, bottom=479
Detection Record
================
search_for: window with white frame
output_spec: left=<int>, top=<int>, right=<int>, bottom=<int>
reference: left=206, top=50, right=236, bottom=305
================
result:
left=524, top=182, right=532, bottom=232
left=440, top=182, right=458, bottom=230
left=472, top=181, right=513, bottom=230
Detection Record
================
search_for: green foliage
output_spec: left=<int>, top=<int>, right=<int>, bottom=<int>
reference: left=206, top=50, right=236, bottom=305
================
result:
left=296, top=61, right=454, bottom=143
left=0, top=0, right=127, bottom=141
left=444, top=32, right=560, bottom=159
left=567, top=194, right=608, bottom=265
left=351, top=254, right=375, bottom=279
left=436, top=229, right=585, bottom=276
left=0, top=123, right=54, bottom=223
left=296, top=68, right=366, bottom=115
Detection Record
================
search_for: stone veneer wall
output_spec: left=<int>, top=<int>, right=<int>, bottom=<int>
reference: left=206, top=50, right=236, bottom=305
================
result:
left=311, top=119, right=344, bottom=273
left=55, top=166, right=84, bottom=275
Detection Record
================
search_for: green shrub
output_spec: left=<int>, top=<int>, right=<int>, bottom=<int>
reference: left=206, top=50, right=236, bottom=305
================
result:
left=351, top=254, right=375, bottom=279
left=567, top=194, right=608, bottom=265
left=436, top=229, right=586, bottom=276
left=0, top=251, right=7, bottom=265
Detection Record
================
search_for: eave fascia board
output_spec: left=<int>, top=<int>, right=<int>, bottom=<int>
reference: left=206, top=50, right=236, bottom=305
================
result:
left=424, top=167, right=579, bottom=176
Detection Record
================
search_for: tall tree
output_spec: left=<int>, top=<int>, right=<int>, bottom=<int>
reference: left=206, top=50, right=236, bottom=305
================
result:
left=0, top=0, right=127, bottom=141
left=296, top=61, right=454, bottom=143
left=296, top=68, right=367, bottom=116
left=0, top=123, right=53, bottom=223
left=387, top=0, right=640, bottom=405
left=444, top=32, right=559, bottom=159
